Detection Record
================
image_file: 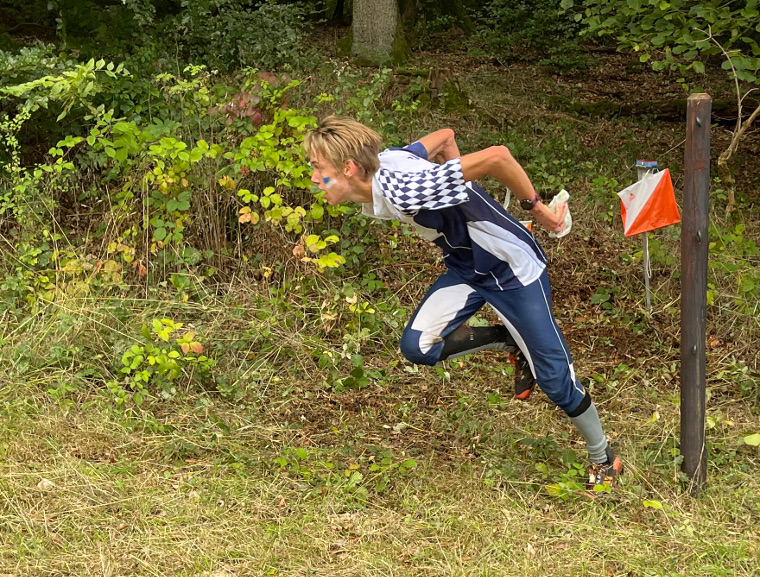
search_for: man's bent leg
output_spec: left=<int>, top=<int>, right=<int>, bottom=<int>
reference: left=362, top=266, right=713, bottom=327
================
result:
left=440, top=323, right=536, bottom=399
left=399, top=272, right=485, bottom=366
left=440, top=324, right=514, bottom=359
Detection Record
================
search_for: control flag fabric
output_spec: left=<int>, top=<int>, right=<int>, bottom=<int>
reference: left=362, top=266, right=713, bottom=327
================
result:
left=618, top=169, right=680, bottom=237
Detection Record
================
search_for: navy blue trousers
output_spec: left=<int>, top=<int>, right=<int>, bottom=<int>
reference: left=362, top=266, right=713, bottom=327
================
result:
left=399, top=269, right=586, bottom=414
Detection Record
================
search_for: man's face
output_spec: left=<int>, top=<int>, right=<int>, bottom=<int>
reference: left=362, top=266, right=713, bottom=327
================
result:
left=309, top=153, right=349, bottom=206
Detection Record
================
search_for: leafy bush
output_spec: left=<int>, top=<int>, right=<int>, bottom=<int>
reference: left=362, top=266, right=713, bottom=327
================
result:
left=108, top=318, right=216, bottom=406
left=0, top=54, right=356, bottom=310
left=562, top=0, right=760, bottom=80
left=171, top=0, right=310, bottom=72
left=0, top=45, right=77, bottom=87
left=473, top=0, right=588, bottom=68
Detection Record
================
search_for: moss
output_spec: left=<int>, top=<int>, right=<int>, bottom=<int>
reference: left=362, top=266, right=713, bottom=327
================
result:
left=390, top=18, right=411, bottom=65
left=440, top=80, right=470, bottom=115
left=575, top=100, right=621, bottom=117
left=547, top=95, right=621, bottom=118
left=336, top=28, right=352, bottom=58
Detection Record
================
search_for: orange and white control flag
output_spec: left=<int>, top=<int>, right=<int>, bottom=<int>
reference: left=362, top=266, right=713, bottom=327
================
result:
left=617, top=169, right=680, bottom=237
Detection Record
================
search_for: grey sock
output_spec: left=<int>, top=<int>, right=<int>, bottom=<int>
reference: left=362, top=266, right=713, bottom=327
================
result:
left=570, top=402, right=609, bottom=463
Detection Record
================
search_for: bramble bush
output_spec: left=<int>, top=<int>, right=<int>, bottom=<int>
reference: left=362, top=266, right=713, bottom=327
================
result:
left=0, top=45, right=436, bottom=309
left=0, top=33, right=446, bottom=411
left=107, top=318, right=216, bottom=406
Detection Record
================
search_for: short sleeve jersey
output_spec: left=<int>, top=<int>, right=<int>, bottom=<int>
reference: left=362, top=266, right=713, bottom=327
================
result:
left=362, top=142, right=547, bottom=291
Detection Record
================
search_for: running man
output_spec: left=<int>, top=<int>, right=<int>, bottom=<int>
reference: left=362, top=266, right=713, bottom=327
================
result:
left=304, top=116, right=622, bottom=489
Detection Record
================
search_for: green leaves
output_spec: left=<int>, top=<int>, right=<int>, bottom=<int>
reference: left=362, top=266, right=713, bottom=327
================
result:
left=0, top=54, right=129, bottom=120
left=107, top=318, right=215, bottom=406
left=743, top=433, right=760, bottom=446
left=166, top=190, right=191, bottom=213
left=317, top=253, right=347, bottom=271
left=573, top=0, right=760, bottom=85
left=294, top=235, right=345, bottom=272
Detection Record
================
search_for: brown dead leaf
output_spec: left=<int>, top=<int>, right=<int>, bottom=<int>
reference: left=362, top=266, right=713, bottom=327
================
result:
left=330, top=539, right=348, bottom=551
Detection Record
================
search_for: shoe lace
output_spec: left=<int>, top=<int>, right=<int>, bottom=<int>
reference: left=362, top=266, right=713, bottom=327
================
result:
left=587, top=461, right=611, bottom=485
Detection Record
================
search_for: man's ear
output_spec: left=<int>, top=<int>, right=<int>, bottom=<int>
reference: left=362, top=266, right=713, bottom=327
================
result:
left=343, top=159, right=357, bottom=178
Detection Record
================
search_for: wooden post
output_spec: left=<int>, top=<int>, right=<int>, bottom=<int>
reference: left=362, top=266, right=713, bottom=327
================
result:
left=680, top=93, right=711, bottom=495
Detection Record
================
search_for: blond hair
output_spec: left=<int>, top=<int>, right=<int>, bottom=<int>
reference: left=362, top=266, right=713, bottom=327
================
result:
left=304, top=116, right=382, bottom=179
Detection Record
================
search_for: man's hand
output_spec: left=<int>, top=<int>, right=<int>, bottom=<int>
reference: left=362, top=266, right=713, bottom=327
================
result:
left=532, top=200, right=568, bottom=233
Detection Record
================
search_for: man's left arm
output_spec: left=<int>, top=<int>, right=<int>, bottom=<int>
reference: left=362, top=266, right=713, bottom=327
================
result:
left=417, top=129, right=461, bottom=163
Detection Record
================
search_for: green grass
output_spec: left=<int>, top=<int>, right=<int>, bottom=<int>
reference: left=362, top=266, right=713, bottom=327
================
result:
left=1, top=396, right=758, bottom=576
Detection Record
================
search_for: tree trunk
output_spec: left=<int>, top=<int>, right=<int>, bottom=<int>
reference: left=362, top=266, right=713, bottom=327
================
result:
left=352, top=0, right=408, bottom=65
left=330, top=0, right=346, bottom=25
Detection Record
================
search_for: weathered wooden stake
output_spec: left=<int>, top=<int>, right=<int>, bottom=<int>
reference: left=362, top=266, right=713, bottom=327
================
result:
left=681, top=93, right=711, bottom=495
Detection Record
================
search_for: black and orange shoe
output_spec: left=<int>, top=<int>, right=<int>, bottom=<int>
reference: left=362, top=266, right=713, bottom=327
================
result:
left=509, top=349, right=535, bottom=400
left=586, top=446, right=623, bottom=492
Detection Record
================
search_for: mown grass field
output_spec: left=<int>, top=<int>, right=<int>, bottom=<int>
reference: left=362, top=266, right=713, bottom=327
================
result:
left=2, top=31, right=760, bottom=577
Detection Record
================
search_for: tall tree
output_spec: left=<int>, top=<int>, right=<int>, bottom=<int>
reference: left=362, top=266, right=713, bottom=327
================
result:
left=352, top=0, right=409, bottom=65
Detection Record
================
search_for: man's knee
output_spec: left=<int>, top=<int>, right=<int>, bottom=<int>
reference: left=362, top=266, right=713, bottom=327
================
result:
left=489, top=145, right=514, bottom=165
left=400, top=328, right=439, bottom=366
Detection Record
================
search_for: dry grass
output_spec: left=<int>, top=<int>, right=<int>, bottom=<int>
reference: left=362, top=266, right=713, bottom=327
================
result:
left=1, top=283, right=759, bottom=576
left=1, top=374, right=758, bottom=576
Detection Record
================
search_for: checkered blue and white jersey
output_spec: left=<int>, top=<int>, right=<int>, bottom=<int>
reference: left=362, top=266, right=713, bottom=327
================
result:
left=362, top=142, right=547, bottom=290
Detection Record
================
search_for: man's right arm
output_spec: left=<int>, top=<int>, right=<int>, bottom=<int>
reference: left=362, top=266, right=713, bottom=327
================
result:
left=459, top=146, right=568, bottom=233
